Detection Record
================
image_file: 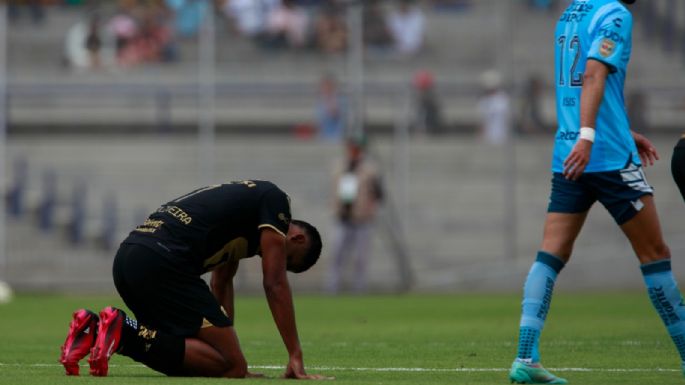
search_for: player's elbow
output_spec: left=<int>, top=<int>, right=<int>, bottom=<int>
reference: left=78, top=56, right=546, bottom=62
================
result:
left=209, top=278, right=221, bottom=294
left=583, top=72, right=603, bottom=86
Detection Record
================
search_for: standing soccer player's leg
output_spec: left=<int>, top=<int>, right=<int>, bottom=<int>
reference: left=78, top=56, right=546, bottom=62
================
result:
left=510, top=212, right=585, bottom=384
left=620, top=195, right=685, bottom=373
left=517, top=212, right=585, bottom=362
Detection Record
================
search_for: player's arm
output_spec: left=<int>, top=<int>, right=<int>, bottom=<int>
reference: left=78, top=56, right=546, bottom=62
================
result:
left=563, top=59, right=609, bottom=180
left=260, top=228, right=321, bottom=380
left=259, top=228, right=304, bottom=375
left=210, top=260, right=239, bottom=321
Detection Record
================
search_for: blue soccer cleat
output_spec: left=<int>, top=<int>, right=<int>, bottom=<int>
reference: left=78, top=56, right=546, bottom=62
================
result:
left=509, top=361, right=568, bottom=384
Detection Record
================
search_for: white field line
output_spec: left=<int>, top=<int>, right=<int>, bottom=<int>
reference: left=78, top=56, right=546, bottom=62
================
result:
left=0, top=363, right=679, bottom=373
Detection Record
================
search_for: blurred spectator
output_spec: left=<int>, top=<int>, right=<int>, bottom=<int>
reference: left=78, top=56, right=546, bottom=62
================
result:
left=363, top=0, right=392, bottom=52
left=316, top=73, right=347, bottom=142
left=108, top=2, right=139, bottom=66
left=153, top=1, right=179, bottom=62
left=96, top=1, right=178, bottom=68
left=263, top=0, right=310, bottom=49
left=387, top=0, right=425, bottom=56
left=85, top=14, right=104, bottom=69
left=518, top=73, right=547, bottom=133
left=412, top=69, right=443, bottom=135
left=165, top=0, right=209, bottom=38
left=6, top=157, right=28, bottom=218
left=132, top=4, right=177, bottom=64
left=477, top=70, right=511, bottom=146
left=315, top=3, right=347, bottom=54
left=37, top=169, right=57, bottom=233
left=327, top=136, right=384, bottom=294
left=64, top=14, right=115, bottom=69
left=8, top=0, right=45, bottom=25
left=222, top=0, right=278, bottom=38
left=67, top=180, right=87, bottom=246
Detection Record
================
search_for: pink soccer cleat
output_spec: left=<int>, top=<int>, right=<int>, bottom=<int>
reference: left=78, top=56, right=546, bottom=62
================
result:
left=88, top=306, right=125, bottom=376
left=59, top=309, right=99, bottom=375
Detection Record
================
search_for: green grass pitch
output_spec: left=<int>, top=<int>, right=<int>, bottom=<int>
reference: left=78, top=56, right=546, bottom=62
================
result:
left=0, top=293, right=682, bottom=384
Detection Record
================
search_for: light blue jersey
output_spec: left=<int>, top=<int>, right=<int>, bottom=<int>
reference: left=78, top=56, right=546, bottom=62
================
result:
left=552, top=0, right=640, bottom=172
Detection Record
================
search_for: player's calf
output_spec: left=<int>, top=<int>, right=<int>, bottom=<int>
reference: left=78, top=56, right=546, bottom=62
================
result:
left=89, top=306, right=186, bottom=376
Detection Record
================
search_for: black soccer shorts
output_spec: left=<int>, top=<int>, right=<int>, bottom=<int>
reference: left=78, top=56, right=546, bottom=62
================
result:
left=112, top=243, right=232, bottom=337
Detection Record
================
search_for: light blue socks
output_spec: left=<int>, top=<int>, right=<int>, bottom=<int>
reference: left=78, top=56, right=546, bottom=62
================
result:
left=641, top=260, right=685, bottom=364
left=516, top=256, right=685, bottom=368
left=516, top=251, right=565, bottom=363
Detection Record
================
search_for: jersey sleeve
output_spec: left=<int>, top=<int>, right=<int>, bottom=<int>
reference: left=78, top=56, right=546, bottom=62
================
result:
left=587, top=8, right=632, bottom=73
left=257, top=187, right=292, bottom=238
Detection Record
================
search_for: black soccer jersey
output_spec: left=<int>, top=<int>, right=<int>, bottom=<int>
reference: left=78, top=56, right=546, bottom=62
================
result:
left=123, top=180, right=292, bottom=275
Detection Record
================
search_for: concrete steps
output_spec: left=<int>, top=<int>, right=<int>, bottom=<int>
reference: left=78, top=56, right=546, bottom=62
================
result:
left=5, top=135, right=685, bottom=293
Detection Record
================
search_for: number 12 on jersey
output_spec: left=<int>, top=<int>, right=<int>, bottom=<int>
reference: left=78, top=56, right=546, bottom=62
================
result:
left=557, top=35, right=583, bottom=87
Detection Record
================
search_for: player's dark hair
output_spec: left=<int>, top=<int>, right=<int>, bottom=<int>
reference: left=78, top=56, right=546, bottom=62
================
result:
left=289, top=219, right=322, bottom=273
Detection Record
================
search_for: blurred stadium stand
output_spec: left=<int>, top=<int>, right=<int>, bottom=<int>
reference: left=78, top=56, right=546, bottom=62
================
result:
left=2, top=0, right=685, bottom=294
left=5, top=0, right=685, bottom=133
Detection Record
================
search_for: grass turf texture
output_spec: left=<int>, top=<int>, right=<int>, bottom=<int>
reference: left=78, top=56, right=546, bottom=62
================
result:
left=0, top=293, right=681, bottom=384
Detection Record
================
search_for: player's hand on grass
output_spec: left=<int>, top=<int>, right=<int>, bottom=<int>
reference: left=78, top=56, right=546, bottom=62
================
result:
left=283, top=358, right=334, bottom=380
left=287, top=373, right=335, bottom=380
left=632, top=131, right=659, bottom=167
left=563, top=137, right=593, bottom=180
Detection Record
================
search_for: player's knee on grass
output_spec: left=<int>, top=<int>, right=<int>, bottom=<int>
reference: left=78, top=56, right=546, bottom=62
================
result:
left=221, top=358, right=248, bottom=378
left=215, top=342, right=248, bottom=378
left=191, top=326, right=248, bottom=378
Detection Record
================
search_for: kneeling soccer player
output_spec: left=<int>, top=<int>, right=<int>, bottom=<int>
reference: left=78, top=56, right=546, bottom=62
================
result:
left=59, top=180, right=329, bottom=379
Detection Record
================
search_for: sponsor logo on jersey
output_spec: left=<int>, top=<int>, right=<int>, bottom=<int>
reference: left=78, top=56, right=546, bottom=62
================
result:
left=612, top=17, right=623, bottom=28
left=599, top=38, right=616, bottom=57
left=599, top=27, right=625, bottom=43
left=557, top=130, right=579, bottom=141
left=559, top=2, right=593, bottom=22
